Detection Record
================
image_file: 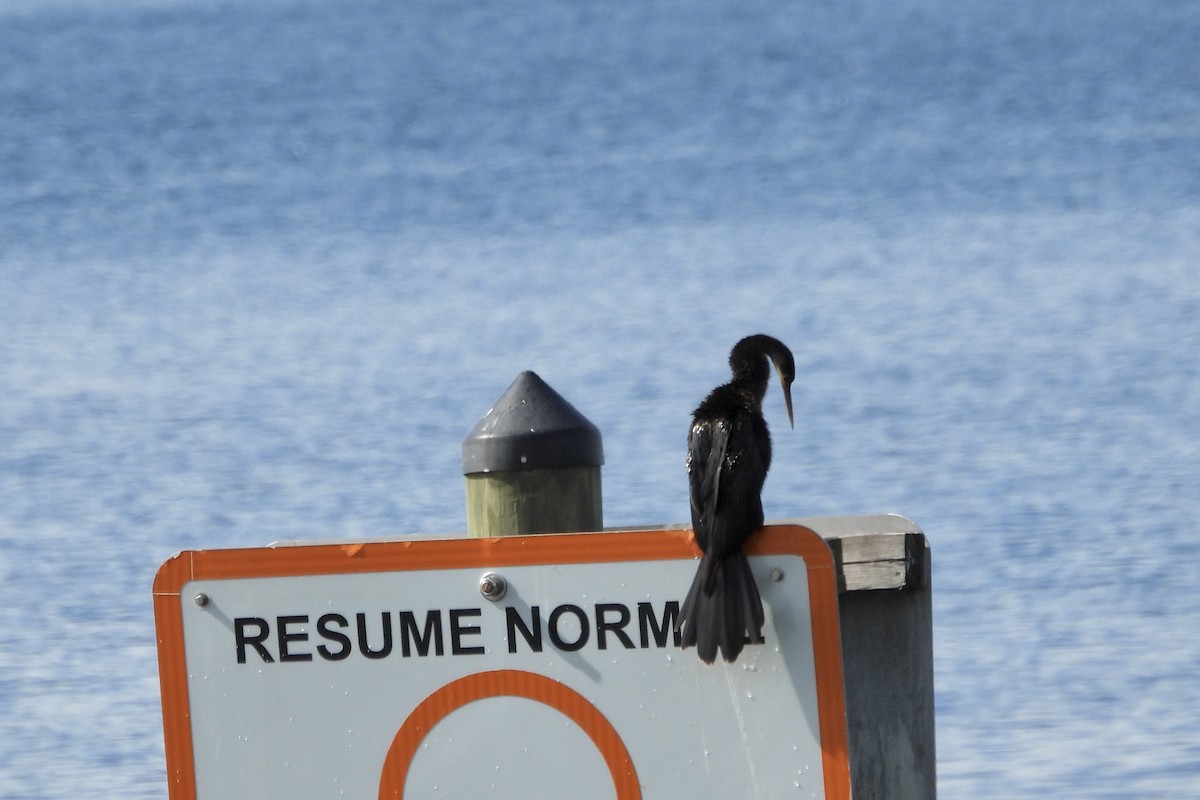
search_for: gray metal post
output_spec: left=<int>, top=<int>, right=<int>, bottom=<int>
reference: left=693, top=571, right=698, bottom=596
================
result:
left=462, top=371, right=604, bottom=537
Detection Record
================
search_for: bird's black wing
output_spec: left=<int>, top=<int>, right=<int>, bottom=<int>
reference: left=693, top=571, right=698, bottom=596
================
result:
left=687, top=416, right=727, bottom=553
left=687, top=408, right=766, bottom=562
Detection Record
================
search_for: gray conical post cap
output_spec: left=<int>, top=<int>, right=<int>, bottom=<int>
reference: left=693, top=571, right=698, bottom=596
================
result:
left=462, top=371, right=604, bottom=474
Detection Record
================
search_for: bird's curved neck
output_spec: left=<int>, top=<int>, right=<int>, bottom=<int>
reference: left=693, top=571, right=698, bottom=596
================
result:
left=728, top=339, right=776, bottom=402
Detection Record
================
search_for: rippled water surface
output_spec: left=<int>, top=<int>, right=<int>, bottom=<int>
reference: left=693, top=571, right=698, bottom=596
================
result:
left=2, top=0, right=1198, bottom=797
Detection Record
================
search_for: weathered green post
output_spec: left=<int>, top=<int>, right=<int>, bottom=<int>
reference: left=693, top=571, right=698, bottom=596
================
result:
left=462, top=371, right=603, bottom=537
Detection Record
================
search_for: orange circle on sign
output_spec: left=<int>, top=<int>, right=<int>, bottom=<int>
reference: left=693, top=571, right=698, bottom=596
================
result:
left=378, top=669, right=641, bottom=799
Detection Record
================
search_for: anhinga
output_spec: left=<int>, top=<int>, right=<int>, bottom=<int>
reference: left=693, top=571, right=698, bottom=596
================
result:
left=677, top=334, right=795, bottom=664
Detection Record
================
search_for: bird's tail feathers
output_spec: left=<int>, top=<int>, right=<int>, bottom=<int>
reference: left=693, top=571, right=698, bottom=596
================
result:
left=677, top=551, right=764, bottom=664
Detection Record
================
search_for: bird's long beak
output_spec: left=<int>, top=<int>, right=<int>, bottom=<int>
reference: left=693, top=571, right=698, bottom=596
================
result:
left=768, top=350, right=796, bottom=429
left=781, top=378, right=794, bottom=429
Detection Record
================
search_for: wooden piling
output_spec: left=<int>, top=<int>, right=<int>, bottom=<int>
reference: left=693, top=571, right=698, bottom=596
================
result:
left=798, top=513, right=937, bottom=800
left=462, top=371, right=603, bottom=538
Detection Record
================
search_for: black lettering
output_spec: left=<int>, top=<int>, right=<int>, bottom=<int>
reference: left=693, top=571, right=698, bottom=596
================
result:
left=278, top=615, right=312, bottom=662
left=595, top=603, right=635, bottom=650
left=639, top=601, right=681, bottom=648
left=235, top=617, right=274, bottom=663
left=231, top=601, right=679, bottom=663
left=506, top=606, right=543, bottom=653
left=399, top=610, right=444, bottom=657
left=316, top=613, right=351, bottom=661
left=449, top=608, right=485, bottom=655
left=548, top=604, right=589, bottom=652
left=356, top=611, right=393, bottom=659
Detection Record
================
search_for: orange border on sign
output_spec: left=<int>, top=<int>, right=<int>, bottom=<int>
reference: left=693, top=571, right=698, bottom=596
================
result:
left=152, top=525, right=850, bottom=800
left=377, top=669, right=639, bottom=799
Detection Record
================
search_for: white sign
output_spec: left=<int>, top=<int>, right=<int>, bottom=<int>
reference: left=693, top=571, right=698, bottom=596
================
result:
left=154, top=526, right=850, bottom=799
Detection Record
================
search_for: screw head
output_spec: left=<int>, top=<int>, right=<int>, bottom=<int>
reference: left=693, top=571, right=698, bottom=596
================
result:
left=194, top=592, right=210, bottom=607
left=479, top=572, right=507, bottom=601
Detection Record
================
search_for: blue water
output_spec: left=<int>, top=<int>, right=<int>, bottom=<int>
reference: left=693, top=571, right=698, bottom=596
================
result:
left=2, top=0, right=1198, bottom=797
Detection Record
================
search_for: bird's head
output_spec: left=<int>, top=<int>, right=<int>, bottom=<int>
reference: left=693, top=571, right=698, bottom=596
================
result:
left=731, top=334, right=795, bottom=428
